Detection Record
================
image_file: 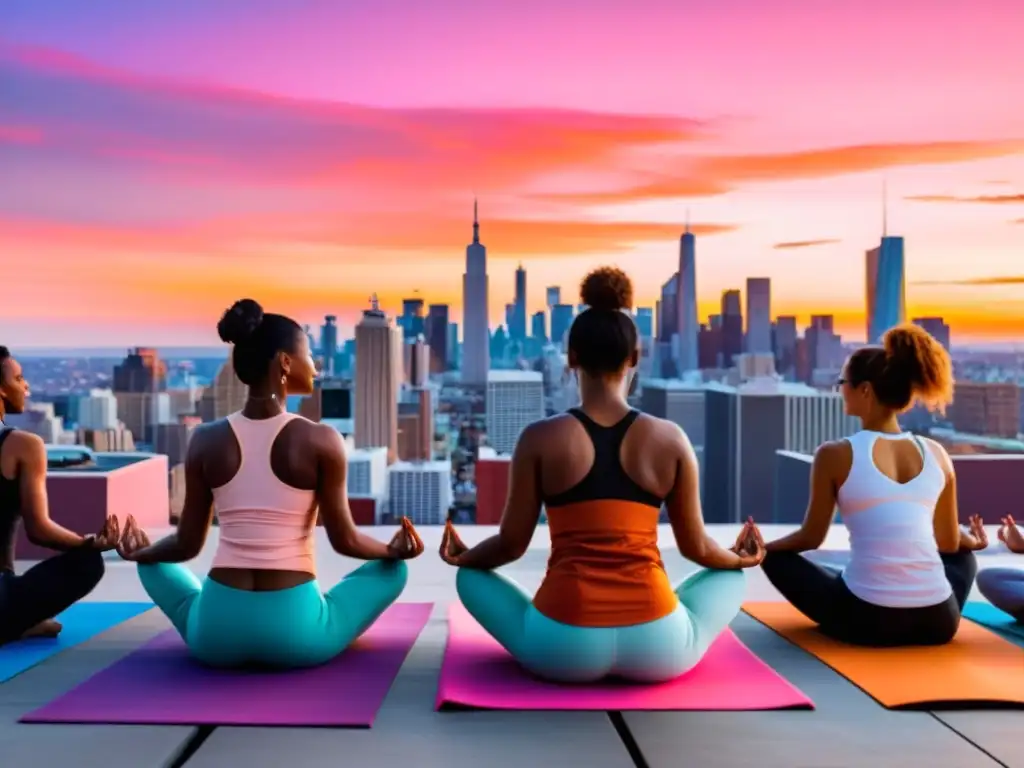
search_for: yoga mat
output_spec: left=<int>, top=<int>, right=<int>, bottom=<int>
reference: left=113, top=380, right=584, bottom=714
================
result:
left=744, top=601, right=1024, bottom=709
left=22, top=602, right=432, bottom=727
left=0, top=602, right=152, bottom=683
left=963, top=602, right=1024, bottom=646
left=435, top=603, right=813, bottom=711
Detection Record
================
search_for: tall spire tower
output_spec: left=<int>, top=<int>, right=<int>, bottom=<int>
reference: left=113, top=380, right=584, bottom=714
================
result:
left=866, top=176, right=905, bottom=343
left=675, top=210, right=699, bottom=373
left=462, top=197, right=490, bottom=385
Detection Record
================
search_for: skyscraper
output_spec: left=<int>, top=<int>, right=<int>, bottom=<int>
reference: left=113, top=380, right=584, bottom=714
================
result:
left=512, top=264, right=527, bottom=341
left=658, top=274, right=679, bottom=342
left=530, top=310, right=547, bottom=341
left=426, top=304, right=449, bottom=373
left=355, top=295, right=402, bottom=464
left=866, top=185, right=906, bottom=343
left=675, top=219, right=698, bottom=372
left=745, top=278, right=772, bottom=354
left=550, top=304, right=574, bottom=349
left=720, top=290, right=743, bottom=367
left=461, top=200, right=489, bottom=385
left=320, top=315, right=338, bottom=374
left=546, top=286, right=561, bottom=308
left=485, top=371, right=545, bottom=454
left=403, top=336, right=429, bottom=387
left=912, top=316, right=951, bottom=351
left=400, top=298, right=425, bottom=339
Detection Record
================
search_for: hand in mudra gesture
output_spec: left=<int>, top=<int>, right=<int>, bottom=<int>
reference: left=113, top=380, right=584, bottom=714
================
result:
left=386, top=517, right=424, bottom=560
left=729, top=517, right=766, bottom=568
left=116, top=515, right=152, bottom=561
left=88, top=514, right=121, bottom=551
left=439, top=519, right=468, bottom=566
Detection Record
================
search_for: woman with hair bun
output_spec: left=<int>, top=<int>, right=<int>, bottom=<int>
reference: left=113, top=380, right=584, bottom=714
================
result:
left=115, top=299, right=423, bottom=669
left=762, top=324, right=986, bottom=647
left=439, top=267, right=764, bottom=683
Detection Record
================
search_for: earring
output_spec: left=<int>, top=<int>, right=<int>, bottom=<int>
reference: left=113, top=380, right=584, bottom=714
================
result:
left=281, top=375, right=287, bottom=385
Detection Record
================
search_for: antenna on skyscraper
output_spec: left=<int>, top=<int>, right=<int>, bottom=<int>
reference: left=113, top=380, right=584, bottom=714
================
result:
left=472, top=195, right=480, bottom=244
left=685, top=207, right=691, bottom=235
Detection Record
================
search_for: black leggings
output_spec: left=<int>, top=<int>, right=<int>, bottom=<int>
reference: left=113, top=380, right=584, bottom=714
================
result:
left=761, top=549, right=977, bottom=647
left=0, top=546, right=105, bottom=645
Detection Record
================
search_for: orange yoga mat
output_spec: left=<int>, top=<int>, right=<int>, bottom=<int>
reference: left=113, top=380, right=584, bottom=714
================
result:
left=744, top=601, right=1024, bottom=710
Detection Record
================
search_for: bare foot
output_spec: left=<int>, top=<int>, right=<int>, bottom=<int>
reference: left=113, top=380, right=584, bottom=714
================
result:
left=20, top=619, right=62, bottom=639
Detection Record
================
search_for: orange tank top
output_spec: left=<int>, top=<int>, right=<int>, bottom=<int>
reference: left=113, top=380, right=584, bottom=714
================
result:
left=532, top=499, right=678, bottom=627
left=530, top=408, right=678, bottom=628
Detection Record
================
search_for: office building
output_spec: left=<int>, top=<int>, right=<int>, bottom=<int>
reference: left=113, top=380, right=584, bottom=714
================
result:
left=676, top=222, right=698, bottom=372
left=115, top=391, right=171, bottom=445
left=397, top=387, right=434, bottom=462
left=113, top=348, right=166, bottom=393
left=485, top=370, right=545, bottom=454
left=951, top=382, right=1020, bottom=438
left=550, top=304, right=574, bottom=350
left=77, top=389, right=118, bottom=431
left=658, top=274, right=678, bottom=342
left=720, top=290, right=743, bottom=367
left=745, top=278, right=772, bottom=354
left=197, top=362, right=247, bottom=422
left=475, top=446, right=511, bottom=524
left=461, top=200, right=490, bottom=384
left=403, top=336, right=429, bottom=388
left=426, top=304, right=449, bottom=373
left=639, top=380, right=706, bottom=446
left=354, top=296, right=402, bottom=463
left=546, top=286, right=561, bottom=308
left=446, top=323, right=459, bottom=369
left=913, top=316, right=951, bottom=351
left=866, top=236, right=906, bottom=343
left=635, top=307, right=654, bottom=340
left=320, top=315, right=338, bottom=374
left=530, top=311, right=547, bottom=341
left=511, top=264, right=527, bottom=342
left=346, top=446, right=389, bottom=497
left=388, top=461, right=453, bottom=525
left=400, top=297, right=425, bottom=339
left=774, top=316, right=798, bottom=380
left=703, top=381, right=859, bottom=523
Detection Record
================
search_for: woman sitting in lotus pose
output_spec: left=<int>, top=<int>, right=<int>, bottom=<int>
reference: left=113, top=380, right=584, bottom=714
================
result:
left=439, top=267, right=765, bottom=684
left=975, top=515, right=1024, bottom=623
left=116, top=299, right=423, bottom=669
left=761, top=324, right=986, bottom=647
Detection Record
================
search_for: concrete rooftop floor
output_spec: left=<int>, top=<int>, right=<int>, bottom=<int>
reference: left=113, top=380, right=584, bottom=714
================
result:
left=3, top=524, right=1024, bottom=768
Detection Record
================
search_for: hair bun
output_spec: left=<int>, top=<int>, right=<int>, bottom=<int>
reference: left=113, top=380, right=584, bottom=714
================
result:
left=217, top=299, right=264, bottom=344
left=580, top=266, right=633, bottom=311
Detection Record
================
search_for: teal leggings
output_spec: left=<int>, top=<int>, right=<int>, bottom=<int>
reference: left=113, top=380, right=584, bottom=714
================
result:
left=138, top=560, right=408, bottom=668
left=456, top=567, right=746, bottom=683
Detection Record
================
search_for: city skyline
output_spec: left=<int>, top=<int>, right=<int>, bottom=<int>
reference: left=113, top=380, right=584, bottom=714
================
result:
left=3, top=0, right=1024, bottom=346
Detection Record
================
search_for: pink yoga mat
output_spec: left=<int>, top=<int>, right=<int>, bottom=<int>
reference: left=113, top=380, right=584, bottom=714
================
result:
left=436, top=604, right=813, bottom=711
left=22, top=602, right=432, bottom=727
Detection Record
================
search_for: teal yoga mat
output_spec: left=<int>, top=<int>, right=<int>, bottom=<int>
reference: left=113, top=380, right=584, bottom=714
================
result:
left=0, top=602, right=152, bottom=682
left=962, top=602, right=1024, bottom=646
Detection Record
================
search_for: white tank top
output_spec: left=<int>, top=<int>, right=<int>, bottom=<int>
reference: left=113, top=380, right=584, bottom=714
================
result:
left=837, top=430, right=952, bottom=608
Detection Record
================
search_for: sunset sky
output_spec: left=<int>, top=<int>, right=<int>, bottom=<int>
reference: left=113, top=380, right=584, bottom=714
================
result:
left=2, top=0, right=1024, bottom=346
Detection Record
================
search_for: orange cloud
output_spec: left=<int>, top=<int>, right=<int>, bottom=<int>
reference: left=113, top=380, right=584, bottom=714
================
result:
left=906, top=193, right=1024, bottom=204
left=534, top=142, right=1024, bottom=205
left=913, top=275, right=1024, bottom=286
left=0, top=212, right=735, bottom=261
left=772, top=239, right=840, bottom=250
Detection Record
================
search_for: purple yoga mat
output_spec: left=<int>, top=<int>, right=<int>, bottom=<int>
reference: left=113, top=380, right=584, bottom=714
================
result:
left=22, top=602, right=432, bottom=727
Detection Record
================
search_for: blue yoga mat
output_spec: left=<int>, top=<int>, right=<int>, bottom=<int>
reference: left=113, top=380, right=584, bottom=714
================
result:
left=962, top=602, right=1024, bottom=646
left=0, top=602, right=152, bottom=682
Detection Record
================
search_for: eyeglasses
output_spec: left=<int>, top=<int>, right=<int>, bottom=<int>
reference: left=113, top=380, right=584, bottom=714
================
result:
left=834, top=377, right=847, bottom=392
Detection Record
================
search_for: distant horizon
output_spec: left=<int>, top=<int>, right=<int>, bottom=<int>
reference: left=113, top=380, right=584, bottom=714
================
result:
left=3, top=1, right=1024, bottom=345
